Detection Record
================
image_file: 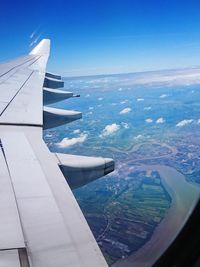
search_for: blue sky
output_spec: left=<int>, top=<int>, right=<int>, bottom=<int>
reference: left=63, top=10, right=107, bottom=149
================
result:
left=1, top=0, right=200, bottom=76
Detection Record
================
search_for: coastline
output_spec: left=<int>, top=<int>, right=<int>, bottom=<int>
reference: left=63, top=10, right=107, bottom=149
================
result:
left=113, top=164, right=200, bottom=267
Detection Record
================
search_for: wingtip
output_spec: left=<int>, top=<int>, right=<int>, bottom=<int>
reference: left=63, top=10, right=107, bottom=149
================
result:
left=30, top=39, right=50, bottom=56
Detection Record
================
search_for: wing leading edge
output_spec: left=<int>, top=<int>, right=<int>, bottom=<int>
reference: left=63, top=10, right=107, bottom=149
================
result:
left=0, top=39, right=114, bottom=267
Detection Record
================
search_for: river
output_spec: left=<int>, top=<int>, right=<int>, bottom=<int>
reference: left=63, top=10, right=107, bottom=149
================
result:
left=113, top=164, right=200, bottom=267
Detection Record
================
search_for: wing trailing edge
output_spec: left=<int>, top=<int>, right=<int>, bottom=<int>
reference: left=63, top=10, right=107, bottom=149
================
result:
left=55, top=153, right=115, bottom=189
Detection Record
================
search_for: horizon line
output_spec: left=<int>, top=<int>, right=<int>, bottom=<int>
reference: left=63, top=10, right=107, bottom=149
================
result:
left=62, top=65, right=200, bottom=79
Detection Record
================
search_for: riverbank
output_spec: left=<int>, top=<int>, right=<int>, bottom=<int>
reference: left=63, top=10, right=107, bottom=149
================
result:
left=113, top=164, right=200, bottom=267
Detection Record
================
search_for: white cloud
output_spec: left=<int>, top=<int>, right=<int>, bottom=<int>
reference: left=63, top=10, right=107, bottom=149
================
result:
left=134, top=134, right=143, bottom=140
left=73, top=129, right=81, bottom=134
left=144, top=106, right=152, bottom=110
left=118, top=88, right=123, bottom=91
left=98, top=97, right=103, bottom=101
left=89, top=106, right=94, bottom=110
left=120, top=99, right=128, bottom=104
left=197, top=119, right=200, bottom=124
left=45, top=133, right=53, bottom=138
left=137, top=98, right=144, bottom=102
left=119, top=107, right=132, bottom=114
left=85, top=94, right=90, bottom=98
left=56, top=133, right=88, bottom=148
left=145, top=118, right=153, bottom=123
left=156, top=117, right=165, bottom=124
left=176, top=119, right=193, bottom=127
left=160, top=94, right=168, bottom=99
left=100, top=123, right=120, bottom=138
left=121, top=122, right=129, bottom=129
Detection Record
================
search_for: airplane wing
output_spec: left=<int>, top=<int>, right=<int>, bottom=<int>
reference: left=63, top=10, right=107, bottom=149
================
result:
left=0, top=39, right=114, bottom=267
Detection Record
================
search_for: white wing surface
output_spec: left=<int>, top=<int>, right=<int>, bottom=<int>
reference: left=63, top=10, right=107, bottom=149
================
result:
left=0, top=39, right=112, bottom=267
